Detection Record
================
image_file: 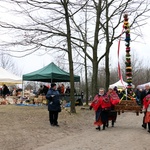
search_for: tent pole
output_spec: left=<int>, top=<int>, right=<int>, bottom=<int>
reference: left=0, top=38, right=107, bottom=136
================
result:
left=125, top=88, right=127, bottom=100
left=22, top=80, right=24, bottom=98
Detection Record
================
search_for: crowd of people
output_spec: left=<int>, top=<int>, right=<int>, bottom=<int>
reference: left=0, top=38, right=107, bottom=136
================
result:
left=89, top=87, right=120, bottom=130
left=0, top=84, right=23, bottom=98
left=37, top=84, right=75, bottom=96
left=1, top=82, right=150, bottom=133
left=44, top=82, right=150, bottom=133
left=89, top=84, right=150, bottom=133
left=37, top=85, right=49, bottom=96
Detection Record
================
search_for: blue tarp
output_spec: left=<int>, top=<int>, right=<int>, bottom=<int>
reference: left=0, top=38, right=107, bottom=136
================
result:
left=16, top=104, right=42, bottom=106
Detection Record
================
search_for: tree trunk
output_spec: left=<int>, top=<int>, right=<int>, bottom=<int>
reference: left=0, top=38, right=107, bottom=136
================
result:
left=84, top=5, right=89, bottom=106
left=92, top=59, right=98, bottom=97
left=63, top=0, right=76, bottom=113
left=105, top=51, right=110, bottom=91
left=85, top=55, right=89, bottom=106
left=91, top=1, right=102, bottom=97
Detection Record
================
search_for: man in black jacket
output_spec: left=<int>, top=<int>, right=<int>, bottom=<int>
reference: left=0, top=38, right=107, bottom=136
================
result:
left=2, top=84, right=10, bottom=98
left=141, top=84, right=150, bottom=129
left=46, top=83, right=61, bottom=127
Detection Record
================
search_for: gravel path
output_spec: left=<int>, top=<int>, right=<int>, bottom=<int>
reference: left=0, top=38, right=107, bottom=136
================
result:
left=0, top=105, right=149, bottom=150
left=35, top=112, right=150, bottom=150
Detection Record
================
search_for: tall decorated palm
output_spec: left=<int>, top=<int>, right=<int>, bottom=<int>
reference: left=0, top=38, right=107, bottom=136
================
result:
left=124, top=14, right=132, bottom=93
left=115, top=14, right=141, bottom=115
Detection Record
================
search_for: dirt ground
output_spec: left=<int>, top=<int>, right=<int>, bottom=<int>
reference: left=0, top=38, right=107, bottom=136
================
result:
left=0, top=105, right=149, bottom=150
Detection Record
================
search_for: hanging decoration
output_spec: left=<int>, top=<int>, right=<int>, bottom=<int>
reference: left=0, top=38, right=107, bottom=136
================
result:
left=117, top=28, right=126, bottom=88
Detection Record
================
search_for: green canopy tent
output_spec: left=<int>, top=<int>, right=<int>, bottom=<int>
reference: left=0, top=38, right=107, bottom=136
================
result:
left=22, top=62, right=80, bottom=82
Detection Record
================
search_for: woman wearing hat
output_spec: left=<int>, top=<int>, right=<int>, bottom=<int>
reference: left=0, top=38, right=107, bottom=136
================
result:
left=90, top=88, right=111, bottom=131
left=46, top=83, right=61, bottom=127
left=107, top=86, right=120, bottom=127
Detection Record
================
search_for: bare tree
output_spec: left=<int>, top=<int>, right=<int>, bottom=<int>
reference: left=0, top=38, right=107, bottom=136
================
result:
left=65, top=0, right=150, bottom=95
left=0, top=51, right=20, bottom=75
left=99, top=0, right=150, bottom=91
left=0, top=0, right=150, bottom=101
left=0, top=0, right=88, bottom=113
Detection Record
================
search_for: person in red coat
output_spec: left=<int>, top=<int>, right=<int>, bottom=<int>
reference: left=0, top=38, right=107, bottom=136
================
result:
left=107, top=87, right=120, bottom=127
left=143, top=94, right=150, bottom=133
left=141, top=84, right=150, bottom=129
left=90, top=88, right=111, bottom=131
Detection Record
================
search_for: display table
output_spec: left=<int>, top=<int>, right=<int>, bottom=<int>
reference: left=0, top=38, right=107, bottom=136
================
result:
left=115, top=100, right=141, bottom=115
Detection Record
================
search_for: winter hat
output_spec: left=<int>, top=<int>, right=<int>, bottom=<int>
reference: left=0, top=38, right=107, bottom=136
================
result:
left=51, top=83, right=56, bottom=88
left=109, top=86, right=113, bottom=89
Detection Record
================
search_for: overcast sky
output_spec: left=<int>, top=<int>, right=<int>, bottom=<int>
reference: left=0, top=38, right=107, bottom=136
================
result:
left=3, top=19, right=150, bottom=76
left=0, top=1, right=150, bottom=76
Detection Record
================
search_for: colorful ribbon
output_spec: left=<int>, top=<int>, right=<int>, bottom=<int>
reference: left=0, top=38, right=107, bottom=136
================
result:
left=117, top=28, right=126, bottom=88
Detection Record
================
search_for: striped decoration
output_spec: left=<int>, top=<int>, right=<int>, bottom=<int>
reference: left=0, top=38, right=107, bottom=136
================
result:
left=123, top=14, right=133, bottom=90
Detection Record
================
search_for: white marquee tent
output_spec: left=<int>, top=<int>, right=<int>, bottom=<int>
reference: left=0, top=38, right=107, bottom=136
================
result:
left=136, top=82, right=150, bottom=89
left=0, top=67, right=22, bottom=85
left=109, top=80, right=135, bottom=89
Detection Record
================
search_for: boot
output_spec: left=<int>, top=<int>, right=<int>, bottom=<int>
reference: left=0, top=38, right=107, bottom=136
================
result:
left=142, top=123, right=147, bottom=129
left=96, top=126, right=101, bottom=131
left=112, top=121, right=114, bottom=127
left=106, top=121, right=109, bottom=127
left=103, top=124, right=106, bottom=130
left=50, top=122, right=54, bottom=126
left=148, top=123, right=150, bottom=133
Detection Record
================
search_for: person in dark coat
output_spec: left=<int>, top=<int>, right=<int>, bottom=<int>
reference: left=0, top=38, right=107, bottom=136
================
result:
left=119, top=88, right=127, bottom=100
left=135, top=88, right=142, bottom=105
left=2, top=84, right=10, bottom=98
left=43, top=85, right=49, bottom=95
left=113, top=86, right=119, bottom=96
left=141, top=84, right=150, bottom=129
left=0, top=87, right=2, bottom=96
left=37, top=85, right=43, bottom=96
left=46, top=83, right=61, bottom=127
left=65, top=86, right=71, bottom=94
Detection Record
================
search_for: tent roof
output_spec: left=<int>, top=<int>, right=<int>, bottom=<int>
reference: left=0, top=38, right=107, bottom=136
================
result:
left=23, top=62, right=80, bottom=82
left=137, top=82, right=150, bottom=89
left=0, top=67, right=22, bottom=85
left=109, top=80, right=135, bottom=89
